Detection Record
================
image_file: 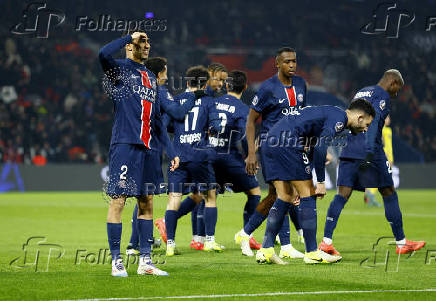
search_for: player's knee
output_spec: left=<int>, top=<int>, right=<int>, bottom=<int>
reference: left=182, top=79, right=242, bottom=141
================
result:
left=246, top=186, right=261, bottom=196
left=190, top=193, right=203, bottom=204
left=256, top=194, right=276, bottom=215
left=379, top=186, right=395, bottom=197
left=337, top=186, right=352, bottom=200
left=109, top=197, right=125, bottom=212
left=267, top=185, right=277, bottom=198
left=167, top=193, right=182, bottom=210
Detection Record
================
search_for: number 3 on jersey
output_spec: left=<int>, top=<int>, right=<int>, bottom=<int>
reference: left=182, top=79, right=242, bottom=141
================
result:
left=184, top=107, right=199, bottom=131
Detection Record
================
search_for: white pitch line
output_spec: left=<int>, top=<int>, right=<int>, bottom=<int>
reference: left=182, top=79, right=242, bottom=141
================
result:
left=53, top=288, right=436, bottom=301
left=342, top=211, right=436, bottom=218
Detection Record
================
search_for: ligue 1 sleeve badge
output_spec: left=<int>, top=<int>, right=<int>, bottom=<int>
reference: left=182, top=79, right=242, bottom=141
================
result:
left=379, top=99, right=386, bottom=110
left=297, top=93, right=304, bottom=102
left=335, top=121, right=344, bottom=132
left=252, top=95, right=259, bottom=106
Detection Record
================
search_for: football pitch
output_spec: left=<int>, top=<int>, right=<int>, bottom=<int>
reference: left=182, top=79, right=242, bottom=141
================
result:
left=0, top=190, right=435, bottom=301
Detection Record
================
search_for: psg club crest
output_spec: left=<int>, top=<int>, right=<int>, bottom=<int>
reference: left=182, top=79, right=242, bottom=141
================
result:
left=297, top=93, right=304, bottom=102
left=305, top=166, right=311, bottom=174
left=252, top=95, right=258, bottom=106
left=335, top=121, right=344, bottom=132
left=379, top=99, right=386, bottom=110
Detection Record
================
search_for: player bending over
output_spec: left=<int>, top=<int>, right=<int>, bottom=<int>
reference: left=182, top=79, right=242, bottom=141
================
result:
left=256, top=99, right=375, bottom=264
left=319, top=70, right=426, bottom=256
left=242, top=47, right=307, bottom=259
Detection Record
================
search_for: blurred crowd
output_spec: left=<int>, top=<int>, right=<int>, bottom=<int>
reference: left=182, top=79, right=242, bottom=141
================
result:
left=0, top=0, right=435, bottom=164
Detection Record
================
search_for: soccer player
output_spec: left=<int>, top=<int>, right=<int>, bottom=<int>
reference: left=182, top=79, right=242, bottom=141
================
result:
left=256, top=99, right=376, bottom=264
left=161, top=62, right=229, bottom=251
left=163, top=65, right=224, bottom=256
left=320, top=70, right=426, bottom=256
left=207, top=70, right=262, bottom=256
left=99, top=31, right=179, bottom=277
left=241, top=47, right=307, bottom=259
left=126, top=57, right=200, bottom=255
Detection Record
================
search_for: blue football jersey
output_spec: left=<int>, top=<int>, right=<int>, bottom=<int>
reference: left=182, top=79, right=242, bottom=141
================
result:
left=251, top=74, right=307, bottom=134
left=340, top=85, right=390, bottom=160
left=267, top=106, right=348, bottom=182
left=99, top=35, right=171, bottom=155
left=170, top=92, right=215, bottom=162
left=208, top=94, right=248, bottom=154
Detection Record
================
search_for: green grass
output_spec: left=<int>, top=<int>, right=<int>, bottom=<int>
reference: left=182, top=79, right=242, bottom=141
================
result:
left=0, top=190, right=435, bottom=301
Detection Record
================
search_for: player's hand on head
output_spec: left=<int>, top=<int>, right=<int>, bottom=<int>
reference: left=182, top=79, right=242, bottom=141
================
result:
left=315, top=182, right=326, bottom=199
left=245, top=153, right=259, bottom=175
left=170, top=156, right=180, bottom=172
left=131, top=32, right=147, bottom=43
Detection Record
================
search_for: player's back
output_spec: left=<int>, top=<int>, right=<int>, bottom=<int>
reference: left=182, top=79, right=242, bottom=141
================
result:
left=171, top=92, right=213, bottom=162
left=251, top=74, right=307, bottom=135
left=208, top=94, right=248, bottom=154
left=266, top=106, right=347, bottom=148
left=340, top=85, right=390, bottom=160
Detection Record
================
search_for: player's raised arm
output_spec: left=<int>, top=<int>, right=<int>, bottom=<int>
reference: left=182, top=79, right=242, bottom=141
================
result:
left=98, top=35, right=132, bottom=72
left=245, top=108, right=260, bottom=175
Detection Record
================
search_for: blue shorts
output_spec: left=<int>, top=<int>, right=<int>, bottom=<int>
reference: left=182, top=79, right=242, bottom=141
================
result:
left=107, top=144, right=163, bottom=196
left=168, top=161, right=216, bottom=194
left=212, top=152, right=259, bottom=193
left=262, top=145, right=312, bottom=182
left=337, top=155, right=394, bottom=191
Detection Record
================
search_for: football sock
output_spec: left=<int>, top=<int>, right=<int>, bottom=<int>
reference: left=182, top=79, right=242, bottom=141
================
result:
left=323, top=237, right=333, bottom=245
left=289, top=205, right=301, bottom=231
left=165, top=210, right=178, bottom=241
left=178, top=196, right=196, bottom=218
left=197, top=200, right=206, bottom=237
left=205, top=207, right=218, bottom=236
left=383, top=192, right=405, bottom=241
left=243, top=195, right=261, bottom=226
left=244, top=211, right=267, bottom=236
left=299, top=196, right=318, bottom=253
left=324, top=194, right=347, bottom=239
left=278, top=214, right=291, bottom=246
left=262, top=198, right=291, bottom=248
left=191, top=203, right=199, bottom=236
left=128, top=205, right=139, bottom=249
left=137, top=219, right=153, bottom=257
left=107, top=223, right=122, bottom=260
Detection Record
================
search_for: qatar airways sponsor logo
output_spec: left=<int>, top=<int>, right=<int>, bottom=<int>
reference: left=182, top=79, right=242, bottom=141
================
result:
left=132, top=85, right=156, bottom=101
left=209, top=136, right=228, bottom=147
left=180, top=133, right=202, bottom=144
left=281, top=107, right=301, bottom=116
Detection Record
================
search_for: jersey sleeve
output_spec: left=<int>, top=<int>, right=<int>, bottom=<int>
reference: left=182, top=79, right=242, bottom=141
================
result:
left=302, top=80, right=307, bottom=108
left=154, top=97, right=177, bottom=159
left=250, top=84, right=271, bottom=113
left=159, top=88, right=195, bottom=121
left=365, top=97, right=387, bottom=154
left=313, top=115, right=345, bottom=182
left=98, top=35, right=132, bottom=73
